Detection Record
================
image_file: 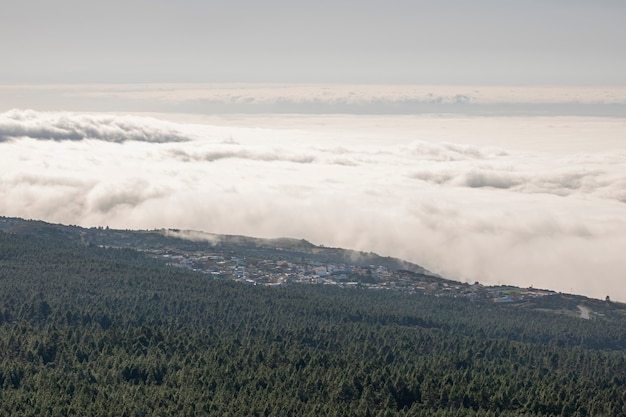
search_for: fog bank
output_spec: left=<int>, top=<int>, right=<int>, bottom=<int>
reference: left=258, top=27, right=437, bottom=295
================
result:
left=1, top=108, right=625, bottom=301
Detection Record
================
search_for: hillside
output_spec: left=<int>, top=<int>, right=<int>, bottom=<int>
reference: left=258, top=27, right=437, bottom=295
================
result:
left=0, top=216, right=429, bottom=273
left=1, top=216, right=623, bottom=319
left=1, top=217, right=626, bottom=415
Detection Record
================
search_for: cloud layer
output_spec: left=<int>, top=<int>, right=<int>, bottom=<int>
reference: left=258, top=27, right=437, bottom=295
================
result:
left=0, top=109, right=190, bottom=143
left=2, top=109, right=626, bottom=301
left=3, top=84, right=626, bottom=117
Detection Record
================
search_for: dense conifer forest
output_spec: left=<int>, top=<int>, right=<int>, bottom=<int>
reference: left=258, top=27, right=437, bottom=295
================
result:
left=1, top=228, right=626, bottom=416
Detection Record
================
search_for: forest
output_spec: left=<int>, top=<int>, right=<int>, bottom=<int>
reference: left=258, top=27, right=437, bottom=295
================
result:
left=1, top=229, right=626, bottom=416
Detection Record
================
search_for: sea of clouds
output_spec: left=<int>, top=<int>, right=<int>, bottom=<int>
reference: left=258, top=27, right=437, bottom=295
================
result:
left=1, top=84, right=625, bottom=301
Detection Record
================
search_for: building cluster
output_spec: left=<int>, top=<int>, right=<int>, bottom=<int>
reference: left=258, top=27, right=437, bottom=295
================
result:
left=149, top=249, right=554, bottom=303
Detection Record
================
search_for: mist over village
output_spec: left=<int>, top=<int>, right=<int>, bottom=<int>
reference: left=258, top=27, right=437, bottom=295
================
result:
left=2, top=1, right=625, bottom=301
left=1, top=93, right=625, bottom=301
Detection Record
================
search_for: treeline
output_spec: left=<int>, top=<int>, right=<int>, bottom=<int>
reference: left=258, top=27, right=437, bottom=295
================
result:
left=0, top=232, right=625, bottom=416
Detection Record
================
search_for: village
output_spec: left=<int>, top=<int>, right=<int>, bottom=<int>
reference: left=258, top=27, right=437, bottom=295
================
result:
left=149, top=248, right=555, bottom=304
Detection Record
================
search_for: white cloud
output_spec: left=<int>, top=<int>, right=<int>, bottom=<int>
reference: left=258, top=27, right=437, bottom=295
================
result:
left=1, top=109, right=626, bottom=301
left=0, top=109, right=191, bottom=143
left=166, top=147, right=316, bottom=164
left=86, top=179, right=171, bottom=214
left=410, top=156, right=626, bottom=203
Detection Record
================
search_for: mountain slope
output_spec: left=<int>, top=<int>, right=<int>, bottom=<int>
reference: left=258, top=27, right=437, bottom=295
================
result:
left=1, top=220, right=626, bottom=415
left=0, top=216, right=430, bottom=273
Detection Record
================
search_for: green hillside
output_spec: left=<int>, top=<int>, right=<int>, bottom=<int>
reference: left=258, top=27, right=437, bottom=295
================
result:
left=0, top=219, right=625, bottom=415
left=0, top=217, right=430, bottom=274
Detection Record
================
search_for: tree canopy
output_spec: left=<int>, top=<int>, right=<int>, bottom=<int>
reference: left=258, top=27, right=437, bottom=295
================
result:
left=0, top=231, right=625, bottom=416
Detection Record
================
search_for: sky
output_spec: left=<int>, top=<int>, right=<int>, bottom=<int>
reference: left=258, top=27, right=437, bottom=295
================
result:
left=1, top=0, right=625, bottom=84
left=1, top=2, right=626, bottom=301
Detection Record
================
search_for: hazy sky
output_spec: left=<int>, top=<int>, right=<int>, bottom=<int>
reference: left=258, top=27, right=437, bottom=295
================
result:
left=2, top=0, right=625, bottom=84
